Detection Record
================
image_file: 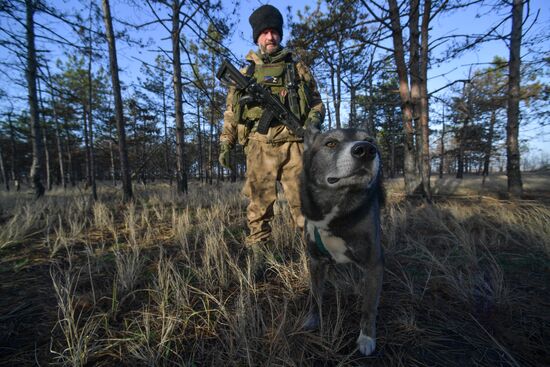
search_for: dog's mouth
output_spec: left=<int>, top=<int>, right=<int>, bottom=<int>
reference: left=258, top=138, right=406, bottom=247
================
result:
left=327, top=168, right=370, bottom=185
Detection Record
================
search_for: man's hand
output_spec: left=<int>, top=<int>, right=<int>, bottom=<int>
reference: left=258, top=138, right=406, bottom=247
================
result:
left=305, top=111, right=322, bottom=129
left=219, top=143, right=233, bottom=170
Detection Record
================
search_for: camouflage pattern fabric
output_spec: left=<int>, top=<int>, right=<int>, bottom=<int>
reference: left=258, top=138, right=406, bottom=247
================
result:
left=242, top=139, right=304, bottom=245
left=220, top=47, right=324, bottom=246
left=220, top=49, right=324, bottom=147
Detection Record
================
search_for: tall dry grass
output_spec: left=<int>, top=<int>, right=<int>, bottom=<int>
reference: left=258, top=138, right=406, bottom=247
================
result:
left=0, top=178, right=548, bottom=366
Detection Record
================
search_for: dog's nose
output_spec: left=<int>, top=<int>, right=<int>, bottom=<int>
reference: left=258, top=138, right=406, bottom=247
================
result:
left=351, top=142, right=377, bottom=160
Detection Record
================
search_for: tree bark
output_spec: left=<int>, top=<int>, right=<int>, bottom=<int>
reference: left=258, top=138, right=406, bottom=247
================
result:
left=25, top=0, right=45, bottom=198
left=388, top=0, right=418, bottom=195
left=37, top=81, right=52, bottom=191
left=506, top=0, right=523, bottom=197
left=171, top=0, right=187, bottom=194
left=208, top=56, right=216, bottom=185
left=64, top=124, right=75, bottom=186
left=419, top=0, right=432, bottom=200
left=161, top=65, right=170, bottom=183
left=197, top=96, right=203, bottom=182
left=410, top=0, right=421, bottom=175
left=109, top=138, right=116, bottom=186
left=88, top=13, right=97, bottom=200
left=45, top=63, right=66, bottom=189
left=7, top=112, right=19, bottom=190
left=325, top=94, right=333, bottom=130
left=82, top=105, right=92, bottom=187
left=482, top=109, right=496, bottom=177
left=102, top=0, right=133, bottom=202
left=439, top=112, right=445, bottom=179
left=0, top=145, right=8, bottom=191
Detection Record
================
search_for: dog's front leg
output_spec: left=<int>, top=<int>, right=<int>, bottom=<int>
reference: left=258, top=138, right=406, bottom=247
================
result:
left=304, top=256, right=328, bottom=330
left=357, top=262, right=383, bottom=356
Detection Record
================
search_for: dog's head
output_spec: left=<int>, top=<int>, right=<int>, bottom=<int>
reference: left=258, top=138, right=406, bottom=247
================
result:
left=303, top=125, right=381, bottom=190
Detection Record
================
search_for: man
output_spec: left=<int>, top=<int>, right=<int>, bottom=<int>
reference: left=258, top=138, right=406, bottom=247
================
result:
left=219, top=4, right=325, bottom=250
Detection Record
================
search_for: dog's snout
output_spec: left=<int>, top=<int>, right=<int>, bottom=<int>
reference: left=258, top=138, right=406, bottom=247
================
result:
left=351, top=142, right=376, bottom=160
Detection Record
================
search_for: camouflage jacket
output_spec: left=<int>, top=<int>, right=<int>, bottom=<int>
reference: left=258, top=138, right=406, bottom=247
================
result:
left=220, top=48, right=325, bottom=146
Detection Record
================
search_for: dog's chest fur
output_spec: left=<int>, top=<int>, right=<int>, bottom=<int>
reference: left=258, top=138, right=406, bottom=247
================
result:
left=306, top=206, right=353, bottom=264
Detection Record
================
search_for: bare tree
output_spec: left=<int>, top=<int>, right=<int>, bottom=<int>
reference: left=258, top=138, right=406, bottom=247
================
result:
left=26, top=0, right=45, bottom=198
left=0, top=145, right=8, bottom=191
left=506, top=0, right=524, bottom=197
left=44, top=63, right=66, bottom=189
left=387, top=0, right=419, bottom=195
left=101, top=0, right=133, bottom=202
left=171, top=0, right=187, bottom=194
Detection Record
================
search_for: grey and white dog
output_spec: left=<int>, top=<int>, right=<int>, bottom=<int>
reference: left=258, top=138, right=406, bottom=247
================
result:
left=300, top=126, right=384, bottom=356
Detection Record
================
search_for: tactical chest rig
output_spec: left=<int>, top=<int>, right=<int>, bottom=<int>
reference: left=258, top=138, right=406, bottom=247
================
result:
left=233, top=56, right=311, bottom=136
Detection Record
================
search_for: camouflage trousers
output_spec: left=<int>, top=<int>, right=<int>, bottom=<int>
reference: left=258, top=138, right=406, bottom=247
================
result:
left=242, top=139, right=304, bottom=245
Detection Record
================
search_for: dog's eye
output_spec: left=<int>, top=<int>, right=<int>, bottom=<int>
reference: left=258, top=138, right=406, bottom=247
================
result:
left=325, top=140, right=338, bottom=148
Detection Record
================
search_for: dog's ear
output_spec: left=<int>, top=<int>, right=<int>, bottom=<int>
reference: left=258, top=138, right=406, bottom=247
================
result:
left=304, top=124, right=320, bottom=149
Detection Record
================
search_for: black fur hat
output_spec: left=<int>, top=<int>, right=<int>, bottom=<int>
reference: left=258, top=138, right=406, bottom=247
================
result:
left=249, top=4, right=283, bottom=43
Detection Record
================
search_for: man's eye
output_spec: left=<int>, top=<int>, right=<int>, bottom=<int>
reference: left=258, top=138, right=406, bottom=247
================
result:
left=325, top=141, right=338, bottom=148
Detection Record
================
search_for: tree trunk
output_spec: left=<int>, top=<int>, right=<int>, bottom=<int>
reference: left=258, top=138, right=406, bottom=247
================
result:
left=87, top=105, right=97, bottom=200
left=349, top=85, right=356, bottom=127
left=388, top=0, right=418, bottom=195
left=482, top=109, right=496, bottom=177
left=8, top=112, right=19, bottom=190
left=82, top=105, right=92, bottom=188
left=439, top=116, right=445, bottom=179
left=102, top=0, right=133, bottom=202
left=109, top=139, right=116, bottom=186
left=208, top=57, right=215, bottom=185
left=335, top=41, right=343, bottom=128
left=456, top=123, right=466, bottom=179
left=325, top=95, right=332, bottom=130
left=409, top=0, right=421, bottom=177
left=366, top=78, right=376, bottom=136
left=88, top=16, right=97, bottom=200
left=506, top=0, right=523, bottom=197
left=171, top=0, right=187, bottom=195
left=162, top=73, right=170, bottom=184
left=197, top=98, right=203, bottom=182
left=41, top=122, right=51, bottom=190
left=37, top=81, right=52, bottom=191
left=45, top=63, right=66, bottom=189
left=25, top=0, right=45, bottom=198
left=419, top=0, right=432, bottom=200
left=64, top=124, right=75, bottom=187
left=0, top=145, right=9, bottom=191
left=329, top=65, right=340, bottom=129
left=387, top=111, right=396, bottom=178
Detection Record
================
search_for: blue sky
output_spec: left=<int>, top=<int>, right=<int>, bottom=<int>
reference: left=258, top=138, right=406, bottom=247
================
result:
left=102, top=0, right=550, bottom=159
left=1, top=0, right=549, bottom=161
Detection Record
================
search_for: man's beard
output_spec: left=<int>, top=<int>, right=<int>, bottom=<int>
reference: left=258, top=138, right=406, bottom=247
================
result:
left=260, top=43, right=279, bottom=55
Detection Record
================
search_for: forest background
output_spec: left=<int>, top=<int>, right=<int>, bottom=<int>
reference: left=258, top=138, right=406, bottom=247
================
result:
left=0, top=0, right=548, bottom=199
left=1, top=1, right=550, bottom=366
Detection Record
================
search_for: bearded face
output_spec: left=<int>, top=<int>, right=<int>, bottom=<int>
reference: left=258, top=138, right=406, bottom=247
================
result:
left=257, top=28, right=281, bottom=54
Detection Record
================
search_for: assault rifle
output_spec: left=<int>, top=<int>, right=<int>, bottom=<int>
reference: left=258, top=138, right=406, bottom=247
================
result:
left=216, top=58, right=305, bottom=138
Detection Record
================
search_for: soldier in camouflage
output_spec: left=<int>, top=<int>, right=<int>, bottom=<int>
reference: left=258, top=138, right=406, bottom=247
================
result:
left=219, top=4, right=325, bottom=248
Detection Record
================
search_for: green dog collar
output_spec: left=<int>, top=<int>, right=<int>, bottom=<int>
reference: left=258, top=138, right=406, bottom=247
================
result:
left=313, top=226, right=331, bottom=257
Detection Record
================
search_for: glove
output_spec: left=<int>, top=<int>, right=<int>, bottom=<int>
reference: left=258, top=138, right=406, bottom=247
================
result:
left=218, top=143, right=233, bottom=170
left=305, top=111, right=322, bottom=129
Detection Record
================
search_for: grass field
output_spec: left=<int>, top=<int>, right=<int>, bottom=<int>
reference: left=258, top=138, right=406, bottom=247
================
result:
left=0, top=173, right=549, bottom=366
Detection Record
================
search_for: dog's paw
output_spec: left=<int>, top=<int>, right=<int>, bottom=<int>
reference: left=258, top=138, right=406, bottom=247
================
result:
left=302, top=312, right=320, bottom=330
left=357, top=332, right=376, bottom=356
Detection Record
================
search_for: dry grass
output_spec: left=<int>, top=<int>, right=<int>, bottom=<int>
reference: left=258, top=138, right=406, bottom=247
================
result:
left=0, top=177, right=549, bottom=366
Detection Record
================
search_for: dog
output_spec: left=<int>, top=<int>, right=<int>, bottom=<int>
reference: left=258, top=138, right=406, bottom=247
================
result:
left=300, top=125, right=384, bottom=356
